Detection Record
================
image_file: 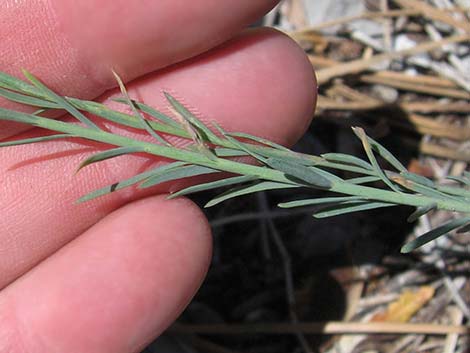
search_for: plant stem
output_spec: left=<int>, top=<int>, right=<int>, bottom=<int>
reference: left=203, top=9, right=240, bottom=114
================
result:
left=4, top=106, right=470, bottom=215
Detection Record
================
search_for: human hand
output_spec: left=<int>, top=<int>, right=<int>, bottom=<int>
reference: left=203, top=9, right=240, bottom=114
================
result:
left=0, top=1, right=316, bottom=352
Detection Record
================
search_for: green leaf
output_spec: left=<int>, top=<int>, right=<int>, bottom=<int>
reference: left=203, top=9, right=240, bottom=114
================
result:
left=399, top=180, right=463, bottom=201
left=365, top=133, right=407, bottom=172
left=352, top=127, right=401, bottom=193
left=313, top=201, right=395, bottom=218
left=0, top=87, right=57, bottom=108
left=401, top=217, right=470, bottom=253
left=139, top=164, right=219, bottom=189
left=70, top=99, right=187, bottom=141
left=112, top=71, right=169, bottom=146
left=213, top=148, right=248, bottom=158
left=164, top=92, right=217, bottom=142
left=206, top=181, right=299, bottom=207
left=0, top=71, right=42, bottom=97
left=314, top=160, right=376, bottom=176
left=77, top=146, right=144, bottom=171
left=264, top=158, right=333, bottom=188
left=446, top=175, right=470, bottom=186
left=168, top=175, right=257, bottom=198
left=0, top=107, right=40, bottom=125
left=345, top=175, right=381, bottom=184
left=435, top=184, right=470, bottom=200
left=0, top=134, right=72, bottom=147
left=32, top=108, right=50, bottom=116
left=165, top=92, right=218, bottom=160
left=401, top=172, right=435, bottom=188
left=77, top=162, right=186, bottom=202
left=227, top=132, right=290, bottom=151
left=279, top=196, right=364, bottom=208
left=22, top=70, right=100, bottom=130
left=321, top=153, right=373, bottom=170
left=113, top=98, right=180, bottom=128
left=407, top=203, right=437, bottom=222
left=213, top=122, right=267, bottom=163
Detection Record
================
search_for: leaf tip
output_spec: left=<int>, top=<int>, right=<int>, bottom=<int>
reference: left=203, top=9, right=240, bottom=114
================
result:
left=204, top=200, right=216, bottom=208
left=163, top=91, right=175, bottom=103
left=21, top=68, right=32, bottom=77
left=400, top=243, right=414, bottom=254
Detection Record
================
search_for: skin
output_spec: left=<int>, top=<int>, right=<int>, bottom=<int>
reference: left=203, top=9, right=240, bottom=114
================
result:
left=0, top=1, right=317, bottom=352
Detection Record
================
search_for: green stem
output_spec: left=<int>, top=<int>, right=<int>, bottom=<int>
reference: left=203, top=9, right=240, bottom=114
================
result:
left=14, top=110, right=293, bottom=183
left=7, top=107, right=470, bottom=215
left=330, top=181, right=470, bottom=214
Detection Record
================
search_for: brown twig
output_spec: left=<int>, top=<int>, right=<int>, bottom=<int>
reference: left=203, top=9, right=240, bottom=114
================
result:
left=393, top=0, right=470, bottom=33
left=171, top=321, right=470, bottom=336
left=315, top=34, right=470, bottom=84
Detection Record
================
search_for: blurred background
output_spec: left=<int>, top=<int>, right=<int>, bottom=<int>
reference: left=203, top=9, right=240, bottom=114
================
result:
left=144, top=1, right=470, bottom=352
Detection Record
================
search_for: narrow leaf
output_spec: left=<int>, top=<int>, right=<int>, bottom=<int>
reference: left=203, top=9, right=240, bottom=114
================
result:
left=113, top=98, right=179, bottom=128
left=0, top=87, right=57, bottom=108
left=396, top=178, right=463, bottom=201
left=321, top=153, right=373, bottom=170
left=352, top=127, right=401, bottom=192
left=32, top=108, right=50, bottom=116
left=227, top=132, right=290, bottom=151
left=165, top=92, right=218, bottom=160
left=345, top=175, right=381, bottom=184
left=265, top=158, right=333, bottom=188
left=314, top=159, right=376, bottom=175
left=206, top=181, right=299, bottom=208
left=407, top=203, right=437, bottom=223
left=401, top=172, right=435, bottom=188
left=213, top=122, right=267, bottom=163
left=314, top=201, right=395, bottom=218
left=139, top=165, right=219, bottom=189
left=446, top=175, right=470, bottom=186
left=279, top=196, right=364, bottom=208
left=168, top=175, right=257, bottom=198
left=164, top=92, right=217, bottom=141
left=77, top=162, right=186, bottom=202
left=70, top=99, right=187, bottom=140
left=112, top=71, right=169, bottom=146
left=0, top=71, right=42, bottom=97
left=436, top=184, right=470, bottom=200
left=366, top=134, right=407, bottom=172
left=401, top=217, right=470, bottom=253
left=0, top=107, right=41, bottom=125
left=214, top=148, right=248, bottom=158
left=22, top=70, right=100, bottom=130
left=0, top=134, right=72, bottom=147
left=78, top=146, right=144, bottom=171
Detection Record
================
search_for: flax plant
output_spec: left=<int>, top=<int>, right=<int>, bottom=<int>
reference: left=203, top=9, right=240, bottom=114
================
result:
left=1, top=70, right=469, bottom=253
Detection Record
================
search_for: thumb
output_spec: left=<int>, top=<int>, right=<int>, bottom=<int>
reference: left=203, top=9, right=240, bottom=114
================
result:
left=0, top=195, right=212, bottom=353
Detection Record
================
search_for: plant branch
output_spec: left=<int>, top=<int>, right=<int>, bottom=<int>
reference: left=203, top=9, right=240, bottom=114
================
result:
left=0, top=70, right=469, bottom=252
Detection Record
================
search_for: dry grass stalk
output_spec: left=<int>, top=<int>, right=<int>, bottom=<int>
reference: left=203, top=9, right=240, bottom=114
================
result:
left=299, top=9, right=420, bottom=31
left=361, top=75, right=470, bottom=99
left=317, top=97, right=470, bottom=114
left=369, top=71, right=460, bottom=88
left=394, top=0, right=470, bottom=33
left=315, top=34, right=470, bottom=84
left=171, top=321, right=470, bottom=335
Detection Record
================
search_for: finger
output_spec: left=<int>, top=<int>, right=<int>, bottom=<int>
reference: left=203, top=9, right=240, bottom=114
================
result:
left=0, top=0, right=279, bottom=138
left=0, top=28, right=316, bottom=288
left=0, top=195, right=212, bottom=353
